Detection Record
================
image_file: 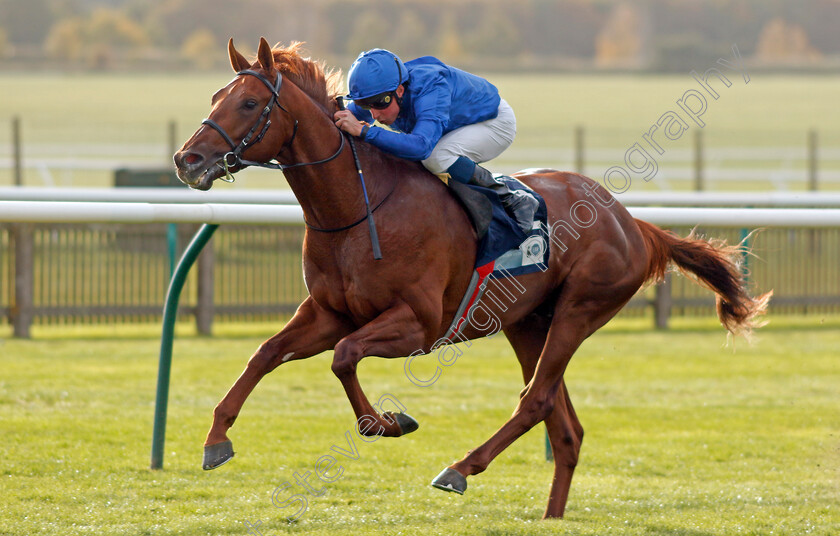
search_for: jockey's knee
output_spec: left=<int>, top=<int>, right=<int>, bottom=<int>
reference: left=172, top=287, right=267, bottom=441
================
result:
left=421, top=153, right=458, bottom=175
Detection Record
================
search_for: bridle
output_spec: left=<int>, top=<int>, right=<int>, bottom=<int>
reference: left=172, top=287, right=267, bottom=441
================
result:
left=200, top=69, right=345, bottom=182
left=199, top=68, right=387, bottom=257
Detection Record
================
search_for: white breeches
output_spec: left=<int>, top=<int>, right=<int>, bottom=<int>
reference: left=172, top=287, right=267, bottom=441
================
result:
left=421, top=99, right=516, bottom=174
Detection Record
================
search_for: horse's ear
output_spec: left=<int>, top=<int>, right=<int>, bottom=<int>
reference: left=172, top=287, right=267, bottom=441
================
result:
left=257, top=37, right=275, bottom=74
left=228, top=38, right=250, bottom=72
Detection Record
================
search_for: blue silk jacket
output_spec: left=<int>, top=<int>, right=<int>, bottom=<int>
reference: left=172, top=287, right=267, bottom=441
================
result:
left=348, top=56, right=501, bottom=161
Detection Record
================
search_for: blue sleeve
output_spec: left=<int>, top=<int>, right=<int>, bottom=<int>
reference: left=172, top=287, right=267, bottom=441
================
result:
left=361, top=77, right=451, bottom=161
left=363, top=120, right=444, bottom=160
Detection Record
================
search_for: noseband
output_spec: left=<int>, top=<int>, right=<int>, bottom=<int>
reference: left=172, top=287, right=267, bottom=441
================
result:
left=201, top=69, right=345, bottom=181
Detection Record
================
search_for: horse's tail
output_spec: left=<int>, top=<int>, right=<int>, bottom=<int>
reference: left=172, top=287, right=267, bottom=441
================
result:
left=634, top=218, right=772, bottom=337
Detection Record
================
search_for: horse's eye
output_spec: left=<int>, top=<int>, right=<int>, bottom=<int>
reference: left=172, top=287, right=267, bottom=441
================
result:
left=244, top=99, right=258, bottom=110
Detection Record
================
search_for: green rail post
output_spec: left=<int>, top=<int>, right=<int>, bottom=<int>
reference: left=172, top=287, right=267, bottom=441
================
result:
left=166, top=120, right=179, bottom=280
left=545, top=426, right=553, bottom=461
left=167, top=223, right=178, bottom=278
left=738, top=205, right=753, bottom=285
left=739, top=226, right=751, bottom=284
left=151, top=223, right=219, bottom=470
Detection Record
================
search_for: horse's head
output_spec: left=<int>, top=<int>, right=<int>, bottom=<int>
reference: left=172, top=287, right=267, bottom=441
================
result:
left=174, top=38, right=298, bottom=190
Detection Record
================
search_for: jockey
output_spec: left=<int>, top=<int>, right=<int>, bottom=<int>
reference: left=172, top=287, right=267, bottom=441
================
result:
left=334, top=48, right=538, bottom=234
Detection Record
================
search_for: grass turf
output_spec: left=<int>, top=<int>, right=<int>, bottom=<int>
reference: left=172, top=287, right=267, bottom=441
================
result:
left=2, top=72, right=839, bottom=190
left=0, top=316, right=837, bottom=535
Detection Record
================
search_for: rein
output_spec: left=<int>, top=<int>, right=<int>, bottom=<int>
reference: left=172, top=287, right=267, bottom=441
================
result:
left=305, top=187, right=394, bottom=233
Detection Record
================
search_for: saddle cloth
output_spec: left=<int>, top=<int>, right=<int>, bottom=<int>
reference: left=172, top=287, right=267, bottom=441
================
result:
left=444, top=176, right=550, bottom=340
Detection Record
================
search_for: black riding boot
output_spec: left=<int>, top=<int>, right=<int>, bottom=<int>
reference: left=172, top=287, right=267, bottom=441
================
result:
left=446, top=156, right=539, bottom=234
left=468, top=164, right=539, bottom=234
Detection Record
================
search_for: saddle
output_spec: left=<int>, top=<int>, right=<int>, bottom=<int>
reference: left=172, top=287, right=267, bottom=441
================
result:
left=442, top=175, right=551, bottom=340
left=446, top=174, right=548, bottom=266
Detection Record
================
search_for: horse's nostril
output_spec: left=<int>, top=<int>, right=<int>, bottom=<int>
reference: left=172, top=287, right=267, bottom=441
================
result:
left=185, top=153, right=202, bottom=165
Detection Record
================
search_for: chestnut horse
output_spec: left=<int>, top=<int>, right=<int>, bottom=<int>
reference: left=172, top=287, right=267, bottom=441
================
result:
left=173, top=38, right=770, bottom=518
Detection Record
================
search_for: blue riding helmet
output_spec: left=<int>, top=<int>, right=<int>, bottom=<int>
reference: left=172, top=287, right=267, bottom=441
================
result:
left=346, top=49, right=409, bottom=101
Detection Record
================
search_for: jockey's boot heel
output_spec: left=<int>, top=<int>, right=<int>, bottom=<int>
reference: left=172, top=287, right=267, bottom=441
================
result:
left=470, top=164, right=538, bottom=234
left=447, top=156, right=539, bottom=234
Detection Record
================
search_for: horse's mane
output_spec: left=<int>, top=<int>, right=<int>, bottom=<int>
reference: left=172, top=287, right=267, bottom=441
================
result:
left=269, top=42, right=343, bottom=114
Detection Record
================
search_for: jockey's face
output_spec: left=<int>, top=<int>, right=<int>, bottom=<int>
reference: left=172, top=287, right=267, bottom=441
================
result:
left=370, top=85, right=404, bottom=126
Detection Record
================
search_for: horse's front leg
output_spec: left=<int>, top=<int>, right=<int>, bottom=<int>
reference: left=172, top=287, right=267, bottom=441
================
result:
left=203, top=296, right=354, bottom=469
left=330, top=302, right=429, bottom=438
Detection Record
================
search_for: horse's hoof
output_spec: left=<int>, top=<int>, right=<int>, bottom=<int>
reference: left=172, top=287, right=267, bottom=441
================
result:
left=393, top=412, right=419, bottom=436
left=203, top=440, right=234, bottom=470
left=431, top=467, right=467, bottom=495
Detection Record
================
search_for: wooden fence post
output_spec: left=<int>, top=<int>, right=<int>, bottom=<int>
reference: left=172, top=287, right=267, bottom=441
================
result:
left=574, top=125, right=584, bottom=174
left=694, top=130, right=704, bottom=191
left=808, top=129, right=818, bottom=191
left=12, top=224, right=33, bottom=338
left=195, top=234, right=215, bottom=335
left=808, top=129, right=819, bottom=255
left=168, top=120, right=177, bottom=161
left=654, top=272, right=672, bottom=330
left=13, top=116, right=23, bottom=187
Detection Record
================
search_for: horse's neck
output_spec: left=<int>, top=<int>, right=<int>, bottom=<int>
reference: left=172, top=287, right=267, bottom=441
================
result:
left=280, top=100, right=396, bottom=231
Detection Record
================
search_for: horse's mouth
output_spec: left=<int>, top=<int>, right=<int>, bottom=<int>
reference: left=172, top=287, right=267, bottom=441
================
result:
left=178, top=161, right=226, bottom=191
left=195, top=166, right=223, bottom=191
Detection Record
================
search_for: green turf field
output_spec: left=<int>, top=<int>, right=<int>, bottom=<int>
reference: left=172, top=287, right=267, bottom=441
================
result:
left=1, top=72, right=837, bottom=144
left=1, top=317, right=837, bottom=535
left=1, top=72, right=839, bottom=190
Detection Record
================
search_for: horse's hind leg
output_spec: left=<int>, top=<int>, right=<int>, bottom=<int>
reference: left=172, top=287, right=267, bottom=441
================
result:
left=544, top=381, right=583, bottom=518
left=505, top=315, right=584, bottom=519
left=432, top=281, right=631, bottom=507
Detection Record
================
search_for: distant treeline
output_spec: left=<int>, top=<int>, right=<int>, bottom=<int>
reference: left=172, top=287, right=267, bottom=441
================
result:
left=1, top=0, right=838, bottom=71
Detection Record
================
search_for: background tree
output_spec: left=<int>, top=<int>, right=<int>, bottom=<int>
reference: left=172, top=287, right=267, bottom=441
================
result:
left=595, top=2, right=649, bottom=68
left=465, top=4, right=522, bottom=59
left=756, top=17, right=822, bottom=64
left=0, top=27, right=8, bottom=58
left=390, top=9, right=428, bottom=60
left=652, top=33, right=724, bottom=73
left=0, top=0, right=54, bottom=46
left=44, top=18, right=86, bottom=61
left=6, top=0, right=840, bottom=72
left=519, top=0, right=601, bottom=59
left=435, top=12, right=464, bottom=64
left=86, top=8, right=149, bottom=50
left=146, top=0, right=277, bottom=50
left=344, top=9, right=391, bottom=56
left=44, top=8, right=149, bottom=67
left=181, top=29, right=222, bottom=70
